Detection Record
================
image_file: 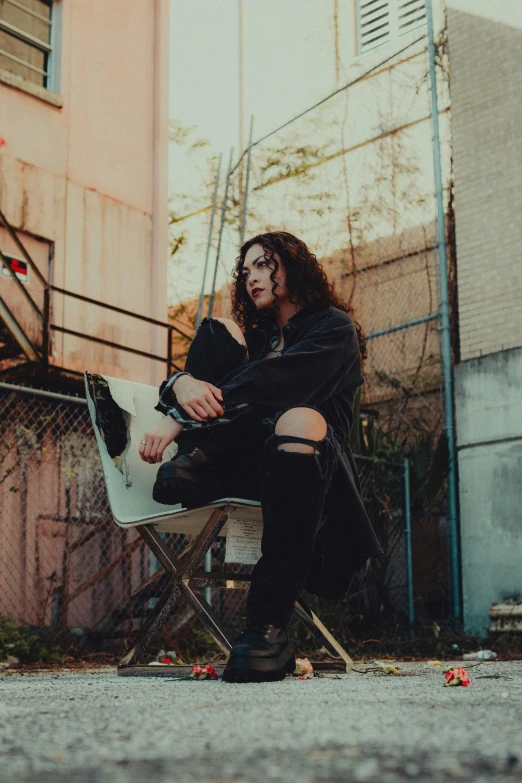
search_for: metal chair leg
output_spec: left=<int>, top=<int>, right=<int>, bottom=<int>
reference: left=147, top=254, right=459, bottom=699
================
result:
left=181, top=580, right=234, bottom=655
left=294, top=597, right=353, bottom=672
left=119, top=579, right=183, bottom=669
left=118, top=509, right=234, bottom=670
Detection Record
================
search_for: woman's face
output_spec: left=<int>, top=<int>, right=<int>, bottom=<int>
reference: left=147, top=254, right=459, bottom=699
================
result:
left=242, top=243, right=289, bottom=311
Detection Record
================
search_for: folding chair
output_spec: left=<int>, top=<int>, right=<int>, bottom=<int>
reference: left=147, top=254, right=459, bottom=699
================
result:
left=85, top=372, right=353, bottom=675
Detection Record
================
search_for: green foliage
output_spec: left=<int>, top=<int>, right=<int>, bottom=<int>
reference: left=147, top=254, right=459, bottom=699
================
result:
left=0, top=615, right=64, bottom=664
left=350, top=386, right=448, bottom=508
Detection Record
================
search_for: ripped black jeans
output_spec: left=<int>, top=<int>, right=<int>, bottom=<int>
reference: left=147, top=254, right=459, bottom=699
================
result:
left=175, top=318, right=342, bottom=627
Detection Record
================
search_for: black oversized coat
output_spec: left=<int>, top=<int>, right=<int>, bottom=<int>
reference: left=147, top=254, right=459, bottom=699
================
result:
left=157, top=306, right=383, bottom=600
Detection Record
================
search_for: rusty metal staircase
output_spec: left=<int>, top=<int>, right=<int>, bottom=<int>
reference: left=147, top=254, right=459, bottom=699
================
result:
left=0, top=302, right=35, bottom=362
left=0, top=208, right=46, bottom=376
left=0, top=208, right=190, bottom=388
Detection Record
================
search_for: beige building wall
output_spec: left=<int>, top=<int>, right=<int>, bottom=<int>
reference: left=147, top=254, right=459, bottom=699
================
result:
left=0, top=0, right=170, bottom=384
left=448, top=0, right=522, bottom=361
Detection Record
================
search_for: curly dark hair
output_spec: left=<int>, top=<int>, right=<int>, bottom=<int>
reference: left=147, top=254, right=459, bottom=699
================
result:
left=231, top=230, right=367, bottom=360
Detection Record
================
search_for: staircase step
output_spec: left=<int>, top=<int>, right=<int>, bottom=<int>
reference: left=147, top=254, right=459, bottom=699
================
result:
left=0, top=343, right=24, bottom=360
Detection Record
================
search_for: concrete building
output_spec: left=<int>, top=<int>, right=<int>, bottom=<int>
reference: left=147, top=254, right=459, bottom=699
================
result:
left=0, top=0, right=170, bottom=386
left=322, top=0, right=522, bottom=633
left=447, top=0, right=522, bottom=634
left=263, top=0, right=521, bottom=632
left=0, top=0, right=171, bottom=633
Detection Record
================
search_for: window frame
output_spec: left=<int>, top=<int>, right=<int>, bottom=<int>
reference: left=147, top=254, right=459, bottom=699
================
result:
left=0, top=0, right=61, bottom=93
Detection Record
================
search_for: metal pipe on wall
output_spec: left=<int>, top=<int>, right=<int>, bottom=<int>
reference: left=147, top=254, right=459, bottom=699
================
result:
left=403, top=458, right=414, bottom=636
left=151, top=0, right=170, bottom=385
left=426, top=0, right=461, bottom=623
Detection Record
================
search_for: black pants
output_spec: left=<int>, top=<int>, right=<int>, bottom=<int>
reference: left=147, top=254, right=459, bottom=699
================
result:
left=177, top=318, right=341, bottom=626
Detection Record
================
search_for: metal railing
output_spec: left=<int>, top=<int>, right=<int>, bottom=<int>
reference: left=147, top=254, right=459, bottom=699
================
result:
left=0, top=208, right=191, bottom=375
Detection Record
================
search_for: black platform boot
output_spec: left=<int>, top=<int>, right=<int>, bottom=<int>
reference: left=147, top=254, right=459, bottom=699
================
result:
left=153, top=445, right=218, bottom=507
left=223, top=441, right=328, bottom=683
left=221, top=623, right=295, bottom=683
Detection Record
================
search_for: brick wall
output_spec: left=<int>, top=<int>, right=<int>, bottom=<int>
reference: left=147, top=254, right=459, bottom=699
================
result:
left=447, top=8, right=522, bottom=360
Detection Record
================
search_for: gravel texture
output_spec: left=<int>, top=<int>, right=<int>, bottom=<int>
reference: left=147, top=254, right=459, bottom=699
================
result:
left=1, top=661, right=521, bottom=782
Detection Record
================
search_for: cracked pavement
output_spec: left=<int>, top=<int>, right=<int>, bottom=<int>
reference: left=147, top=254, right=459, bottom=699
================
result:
left=1, top=661, right=521, bottom=782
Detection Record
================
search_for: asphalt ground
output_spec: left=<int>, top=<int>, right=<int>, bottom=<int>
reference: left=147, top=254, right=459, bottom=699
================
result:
left=1, top=661, right=521, bottom=783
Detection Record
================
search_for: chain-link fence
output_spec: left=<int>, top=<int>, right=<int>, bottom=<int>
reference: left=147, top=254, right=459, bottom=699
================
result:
left=230, top=41, right=451, bottom=446
left=169, top=39, right=454, bottom=624
left=0, top=383, right=414, bottom=660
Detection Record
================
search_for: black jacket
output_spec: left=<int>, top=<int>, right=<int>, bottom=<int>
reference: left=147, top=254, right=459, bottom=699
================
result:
left=158, top=306, right=383, bottom=599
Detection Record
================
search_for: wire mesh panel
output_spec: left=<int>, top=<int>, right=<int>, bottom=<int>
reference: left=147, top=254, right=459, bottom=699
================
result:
left=0, top=385, right=414, bottom=658
left=0, top=387, right=143, bottom=648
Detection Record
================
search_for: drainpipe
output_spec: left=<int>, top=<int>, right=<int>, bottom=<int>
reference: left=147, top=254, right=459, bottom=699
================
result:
left=426, top=0, right=461, bottom=623
left=151, top=0, right=170, bottom=384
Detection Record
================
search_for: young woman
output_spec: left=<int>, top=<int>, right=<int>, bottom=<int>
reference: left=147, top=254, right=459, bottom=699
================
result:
left=139, top=231, right=382, bottom=683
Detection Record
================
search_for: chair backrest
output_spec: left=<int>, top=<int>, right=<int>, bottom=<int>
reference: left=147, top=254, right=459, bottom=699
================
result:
left=85, top=372, right=262, bottom=534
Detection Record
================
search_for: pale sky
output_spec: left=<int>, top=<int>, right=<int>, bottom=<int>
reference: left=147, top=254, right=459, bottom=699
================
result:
left=166, top=1, right=442, bottom=304
left=167, top=0, right=354, bottom=301
left=169, top=0, right=349, bottom=159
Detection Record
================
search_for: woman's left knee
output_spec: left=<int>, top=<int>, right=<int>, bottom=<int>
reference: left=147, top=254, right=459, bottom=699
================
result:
left=212, top=317, right=246, bottom=347
left=274, top=407, right=327, bottom=453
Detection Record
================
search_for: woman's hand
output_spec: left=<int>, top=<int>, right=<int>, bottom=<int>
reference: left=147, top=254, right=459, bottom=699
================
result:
left=139, top=416, right=183, bottom=464
left=173, top=375, right=224, bottom=422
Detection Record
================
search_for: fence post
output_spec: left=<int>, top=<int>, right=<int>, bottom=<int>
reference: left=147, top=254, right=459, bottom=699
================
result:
left=403, top=458, right=414, bottom=637
left=42, top=286, right=51, bottom=365
left=208, top=147, right=234, bottom=319
left=239, top=116, right=254, bottom=247
left=196, top=155, right=222, bottom=329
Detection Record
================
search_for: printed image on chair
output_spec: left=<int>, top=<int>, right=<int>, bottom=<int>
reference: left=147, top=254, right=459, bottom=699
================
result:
left=85, top=372, right=353, bottom=675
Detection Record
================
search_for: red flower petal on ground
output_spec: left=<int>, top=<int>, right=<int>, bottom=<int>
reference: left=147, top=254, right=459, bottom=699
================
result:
left=161, top=657, right=172, bottom=664
left=204, top=664, right=218, bottom=680
left=444, top=667, right=470, bottom=686
left=455, top=667, right=471, bottom=686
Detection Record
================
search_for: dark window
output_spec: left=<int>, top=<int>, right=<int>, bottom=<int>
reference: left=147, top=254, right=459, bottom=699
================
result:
left=0, top=0, right=53, bottom=88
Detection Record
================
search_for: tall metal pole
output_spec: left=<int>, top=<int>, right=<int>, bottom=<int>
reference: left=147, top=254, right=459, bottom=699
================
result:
left=196, top=154, right=222, bottom=329
left=333, top=0, right=340, bottom=84
left=208, top=147, right=234, bottom=319
left=426, top=0, right=461, bottom=623
left=204, top=148, right=233, bottom=601
left=403, top=458, right=414, bottom=637
left=240, top=116, right=254, bottom=246
left=238, top=0, right=244, bottom=171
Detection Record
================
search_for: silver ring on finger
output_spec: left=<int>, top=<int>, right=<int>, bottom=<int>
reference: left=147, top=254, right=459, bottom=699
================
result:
left=141, top=440, right=147, bottom=445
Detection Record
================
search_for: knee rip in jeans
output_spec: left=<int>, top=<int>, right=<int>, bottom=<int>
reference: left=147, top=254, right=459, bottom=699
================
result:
left=274, top=434, right=322, bottom=454
left=267, top=429, right=341, bottom=491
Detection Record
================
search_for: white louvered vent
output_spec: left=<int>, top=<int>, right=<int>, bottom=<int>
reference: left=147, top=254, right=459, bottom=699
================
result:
left=398, top=0, right=427, bottom=36
left=357, top=0, right=426, bottom=54
left=358, top=0, right=391, bottom=53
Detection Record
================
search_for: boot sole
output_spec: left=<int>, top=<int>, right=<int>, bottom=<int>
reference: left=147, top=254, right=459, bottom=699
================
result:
left=152, top=474, right=208, bottom=507
left=222, top=649, right=296, bottom=683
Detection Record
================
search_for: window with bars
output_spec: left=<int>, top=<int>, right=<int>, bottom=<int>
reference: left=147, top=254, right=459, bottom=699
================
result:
left=357, top=0, right=426, bottom=55
left=0, top=0, right=54, bottom=89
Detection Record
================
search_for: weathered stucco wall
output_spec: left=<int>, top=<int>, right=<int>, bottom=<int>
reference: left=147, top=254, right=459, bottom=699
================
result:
left=0, top=0, right=169, bottom=383
left=448, top=1, right=522, bottom=633
left=455, top=349, right=522, bottom=634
